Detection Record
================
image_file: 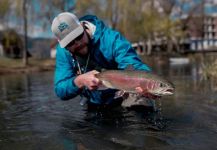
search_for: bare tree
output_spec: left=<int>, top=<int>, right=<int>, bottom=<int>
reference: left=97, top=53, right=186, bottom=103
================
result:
left=22, top=0, right=28, bottom=66
left=37, top=0, right=75, bottom=32
left=157, top=0, right=182, bottom=53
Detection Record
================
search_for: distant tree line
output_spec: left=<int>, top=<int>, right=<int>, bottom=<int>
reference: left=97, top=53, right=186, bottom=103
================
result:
left=0, top=0, right=215, bottom=60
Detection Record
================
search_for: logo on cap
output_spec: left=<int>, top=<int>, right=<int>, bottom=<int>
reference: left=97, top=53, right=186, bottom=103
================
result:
left=58, top=22, right=69, bottom=32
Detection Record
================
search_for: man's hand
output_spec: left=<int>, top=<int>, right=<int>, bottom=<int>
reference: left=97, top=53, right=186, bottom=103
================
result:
left=74, top=70, right=101, bottom=90
left=135, top=87, right=161, bottom=99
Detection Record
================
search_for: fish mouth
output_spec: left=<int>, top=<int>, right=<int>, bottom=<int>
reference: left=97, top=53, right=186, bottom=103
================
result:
left=164, top=88, right=174, bottom=95
left=151, top=88, right=174, bottom=96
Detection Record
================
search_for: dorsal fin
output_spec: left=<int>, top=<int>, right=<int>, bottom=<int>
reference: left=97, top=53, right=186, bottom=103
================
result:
left=125, top=65, right=135, bottom=70
left=100, top=68, right=106, bottom=72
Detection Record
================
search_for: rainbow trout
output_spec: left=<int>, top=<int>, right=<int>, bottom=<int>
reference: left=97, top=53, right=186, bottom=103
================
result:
left=96, top=70, right=174, bottom=96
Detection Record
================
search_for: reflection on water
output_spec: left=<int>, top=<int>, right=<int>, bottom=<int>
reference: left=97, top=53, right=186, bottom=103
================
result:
left=0, top=63, right=217, bottom=150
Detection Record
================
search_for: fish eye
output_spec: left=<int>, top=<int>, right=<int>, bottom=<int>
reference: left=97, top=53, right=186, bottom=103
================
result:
left=160, top=83, right=165, bottom=87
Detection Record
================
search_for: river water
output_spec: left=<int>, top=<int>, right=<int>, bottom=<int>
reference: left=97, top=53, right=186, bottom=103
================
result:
left=0, top=62, right=217, bottom=150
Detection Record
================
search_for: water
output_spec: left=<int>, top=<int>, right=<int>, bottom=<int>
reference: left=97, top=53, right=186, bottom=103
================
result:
left=0, top=63, right=217, bottom=150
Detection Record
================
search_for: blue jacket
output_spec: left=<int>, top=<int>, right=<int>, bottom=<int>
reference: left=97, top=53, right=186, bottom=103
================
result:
left=54, top=15, right=151, bottom=104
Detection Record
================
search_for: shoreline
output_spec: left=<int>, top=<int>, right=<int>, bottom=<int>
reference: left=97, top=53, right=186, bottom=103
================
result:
left=0, top=58, right=55, bottom=75
left=0, top=65, right=54, bottom=75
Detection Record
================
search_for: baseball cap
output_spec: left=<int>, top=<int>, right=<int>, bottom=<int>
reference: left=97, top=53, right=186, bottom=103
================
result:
left=51, top=12, right=84, bottom=48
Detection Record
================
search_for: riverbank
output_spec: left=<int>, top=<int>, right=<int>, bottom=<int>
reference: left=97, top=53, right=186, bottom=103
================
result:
left=0, top=58, right=55, bottom=75
left=1, top=54, right=217, bottom=78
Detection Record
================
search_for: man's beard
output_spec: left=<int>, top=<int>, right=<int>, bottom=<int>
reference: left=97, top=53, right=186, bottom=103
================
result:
left=74, top=33, right=91, bottom=57
left=74, top=42, right=90, bottom=57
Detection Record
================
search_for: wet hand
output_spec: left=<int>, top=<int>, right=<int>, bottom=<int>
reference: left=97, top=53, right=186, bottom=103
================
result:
left=135, top=87, right=161, bottom=99
left=74, top=70, right=101, bottom=90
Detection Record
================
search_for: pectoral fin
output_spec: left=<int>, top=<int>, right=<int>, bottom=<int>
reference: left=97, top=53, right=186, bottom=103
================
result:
left=97, top=84, right=108, bottom=90
left=114, top=90, right=126, bottom=99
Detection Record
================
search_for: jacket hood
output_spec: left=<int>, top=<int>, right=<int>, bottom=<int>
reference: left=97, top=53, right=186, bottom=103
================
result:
left=79, top=15, right=106, bottom=44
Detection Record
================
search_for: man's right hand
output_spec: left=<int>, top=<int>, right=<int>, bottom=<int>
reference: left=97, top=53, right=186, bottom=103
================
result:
left=74, top=70, right=101, bottom=90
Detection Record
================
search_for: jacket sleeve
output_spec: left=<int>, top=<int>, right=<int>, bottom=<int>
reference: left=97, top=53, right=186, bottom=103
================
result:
left=111, top=31, right=151, bottom=71
left=54, top=45, right=80, bottom=100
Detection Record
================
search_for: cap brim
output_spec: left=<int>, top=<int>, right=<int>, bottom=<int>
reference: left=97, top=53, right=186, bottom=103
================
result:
left=59, top=25, right=84, bottom=48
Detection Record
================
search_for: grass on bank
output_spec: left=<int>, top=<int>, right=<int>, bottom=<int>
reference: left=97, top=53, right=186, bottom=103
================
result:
left=201, top=59, right=217, bottom=79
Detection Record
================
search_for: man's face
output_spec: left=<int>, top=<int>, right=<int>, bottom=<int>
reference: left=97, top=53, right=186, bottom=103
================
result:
left=65, top=30, right=89, bottom=56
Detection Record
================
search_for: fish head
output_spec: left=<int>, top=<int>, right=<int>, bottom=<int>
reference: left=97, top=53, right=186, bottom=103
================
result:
left=149, top=81, right=175, bottom=96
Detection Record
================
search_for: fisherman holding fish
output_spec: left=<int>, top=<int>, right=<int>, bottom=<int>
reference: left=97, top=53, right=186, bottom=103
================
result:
left=51, top=12, right=174, bottom=110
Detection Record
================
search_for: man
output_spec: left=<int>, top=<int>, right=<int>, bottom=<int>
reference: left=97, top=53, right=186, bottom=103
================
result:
left=51, top=12, right=154, bottom=108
